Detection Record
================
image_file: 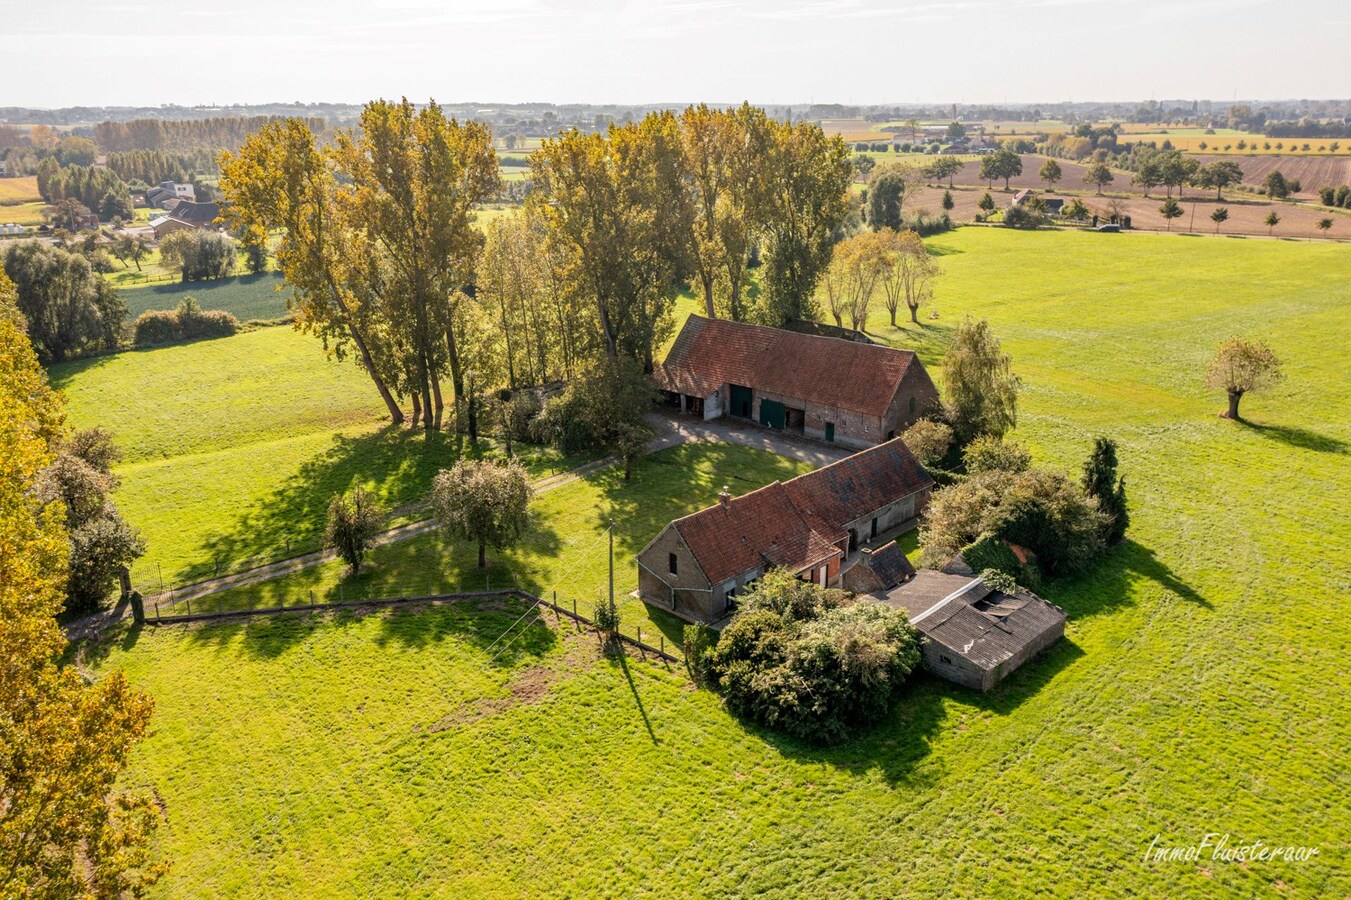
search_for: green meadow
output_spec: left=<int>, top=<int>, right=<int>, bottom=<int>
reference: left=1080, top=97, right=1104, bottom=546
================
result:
left=81, top=227, right=1351, bottom=896
left=52, top=326, right=579, bottom=591
left=118, top=271, right=291, bottom=321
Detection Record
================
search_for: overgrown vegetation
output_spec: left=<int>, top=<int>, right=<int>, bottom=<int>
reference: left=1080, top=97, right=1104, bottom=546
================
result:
left=701, top=570, right=921, bottom=744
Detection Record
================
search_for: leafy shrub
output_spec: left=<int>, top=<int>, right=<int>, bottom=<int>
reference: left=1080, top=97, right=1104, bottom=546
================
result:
left=683, top=623, right=715, bottom=686
left=900, top=210, right=953, bottom=236
left=132, top=310, right=178, bottom=346
left=960, top=532, right=1022, bottom=579
left=593, top=597, right=620, bottom=643
left=174, top=298, right=238, bottom=340
left=963, top=435, right=1031, bottom=474
left=901, top=419, right=954, bottom=467
left=1002, top=204, right=1044, bottom=229
left=920, top=468, right=1108, bottom=577
left=499, top=391, right=541, bottom=444
left=704, top=570, right=919, bottom=745
left=132, top=298, right=238, bottom=347
left=531, top=356, right=653, bottom=456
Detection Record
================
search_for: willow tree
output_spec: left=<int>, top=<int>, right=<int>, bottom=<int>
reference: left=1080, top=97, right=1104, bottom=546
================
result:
left=758, top=119, right=854, bottom=324
left=530, top=112, right=691, bottom=368
left=220, top=118, right=405, bottom=424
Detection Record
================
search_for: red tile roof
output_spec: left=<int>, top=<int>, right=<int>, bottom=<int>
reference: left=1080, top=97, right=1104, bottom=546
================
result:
left=661, top=437, right=932, bottom=587
left=654, top=316, right=921, bottom=416
left=673, top=483, right=840, bottom=586
left=783, top=437, right=934, bottom=543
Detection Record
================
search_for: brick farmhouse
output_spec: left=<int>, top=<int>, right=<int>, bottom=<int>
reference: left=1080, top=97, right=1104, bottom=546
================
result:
left=653, top=316, right=939, bottom=448
left=635, top=438, right=934, bottom=625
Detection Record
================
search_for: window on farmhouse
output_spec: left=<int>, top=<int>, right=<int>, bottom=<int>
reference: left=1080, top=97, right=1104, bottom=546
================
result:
left=669, top=553, right=678, bottom=575
left=909, top=396, right=916, bottom=414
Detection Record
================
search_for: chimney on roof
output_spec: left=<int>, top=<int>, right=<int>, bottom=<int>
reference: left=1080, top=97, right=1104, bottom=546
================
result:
left=717, top=486, right=731, bottom=507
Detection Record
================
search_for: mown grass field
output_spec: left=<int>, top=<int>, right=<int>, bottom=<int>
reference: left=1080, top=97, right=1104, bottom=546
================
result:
left=85, top=227, right=1350, bottom=897
left=118, top=271, right=291, bottom=321
left=52, top=326, right=581, bottom=591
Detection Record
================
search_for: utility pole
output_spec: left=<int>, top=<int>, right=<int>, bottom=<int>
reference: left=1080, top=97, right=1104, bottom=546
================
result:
left=608, top=522, right=614, bottom=607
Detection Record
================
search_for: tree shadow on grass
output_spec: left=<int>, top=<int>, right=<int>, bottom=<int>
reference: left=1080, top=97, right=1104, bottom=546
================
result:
left=745, top=677, right=951, bottom=789
left=1238, top=419, right=1349, bottom=455
left=186, top=425, right=470, bottom=582
left=171, top=593, right=558, bottom=664
left=1041, top=538, right=1210, bottom=619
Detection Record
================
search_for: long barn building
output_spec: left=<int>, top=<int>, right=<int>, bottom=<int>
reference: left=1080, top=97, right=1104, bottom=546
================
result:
left=635, top=437, right=934, bottom=625
left=653, top=316, right=939, bottom=449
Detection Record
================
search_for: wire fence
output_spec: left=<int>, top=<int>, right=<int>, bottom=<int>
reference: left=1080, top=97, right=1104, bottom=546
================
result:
left=142, top=586, right=687, bottom=666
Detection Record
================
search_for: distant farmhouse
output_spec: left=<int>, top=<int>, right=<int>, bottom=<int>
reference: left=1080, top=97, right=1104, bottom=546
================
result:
left=654, top=316, right=938, bottom=448
left=1012, top=189, right=1064, bottom=215
left=875, top=570, right=1066, bottom=691
left=150, top=200, right=221, bottom=239
left=145, top=181, right=196, bottom=209
left=636, top=437, right=934, bottom=625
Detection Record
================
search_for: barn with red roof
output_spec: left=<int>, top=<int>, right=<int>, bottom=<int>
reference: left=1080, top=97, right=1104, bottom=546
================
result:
left=635, top=437, right=934, bottom=625
left=653, top=316, right=939, bottom=448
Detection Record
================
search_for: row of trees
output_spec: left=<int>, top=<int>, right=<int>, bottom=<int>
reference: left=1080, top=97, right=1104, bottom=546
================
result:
left=106, top=148, right=222, bottom=186
left=36, top=158, right=133, bottom=220
left=818, top=229, right=940, bottom=329
left=93, top=116, right=329, bottom=153
left=222, top=101, right=856, bottom=434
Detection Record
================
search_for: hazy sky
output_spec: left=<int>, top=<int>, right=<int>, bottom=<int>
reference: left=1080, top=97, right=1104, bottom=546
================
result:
left=4, top=0, right=1346, bottom=108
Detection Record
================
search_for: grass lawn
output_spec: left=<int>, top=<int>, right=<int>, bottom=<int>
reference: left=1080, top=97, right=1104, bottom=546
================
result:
left=188, top=443, right=812, bottom=640
left=51, top=327, right=582, bottom=590
left=84, top=226, right=1350, bottom=896
left=118, top=271, right=291, bottom=321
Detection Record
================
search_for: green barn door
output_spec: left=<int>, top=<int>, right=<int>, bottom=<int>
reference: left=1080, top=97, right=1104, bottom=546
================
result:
left=760, top=399, right=786, bottom=429
left=824, top=422, right=835, bottom=442
left=730, top=384, right=753, bottom=418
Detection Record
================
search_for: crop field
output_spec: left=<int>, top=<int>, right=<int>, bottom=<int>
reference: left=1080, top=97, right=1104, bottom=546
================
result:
left=1191, top=154, right=1351, bottom=198
left=1123, top=130, right=1346, bottom=155
left=81, top=227, right=1350, bottom=897
left=0, top=174, right=41, bottom=203
left=0, top=201, right=47, bottom=226
left=902, top=154, right=1349, bottom=239
left=51, top=326, right=581, bottom=591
